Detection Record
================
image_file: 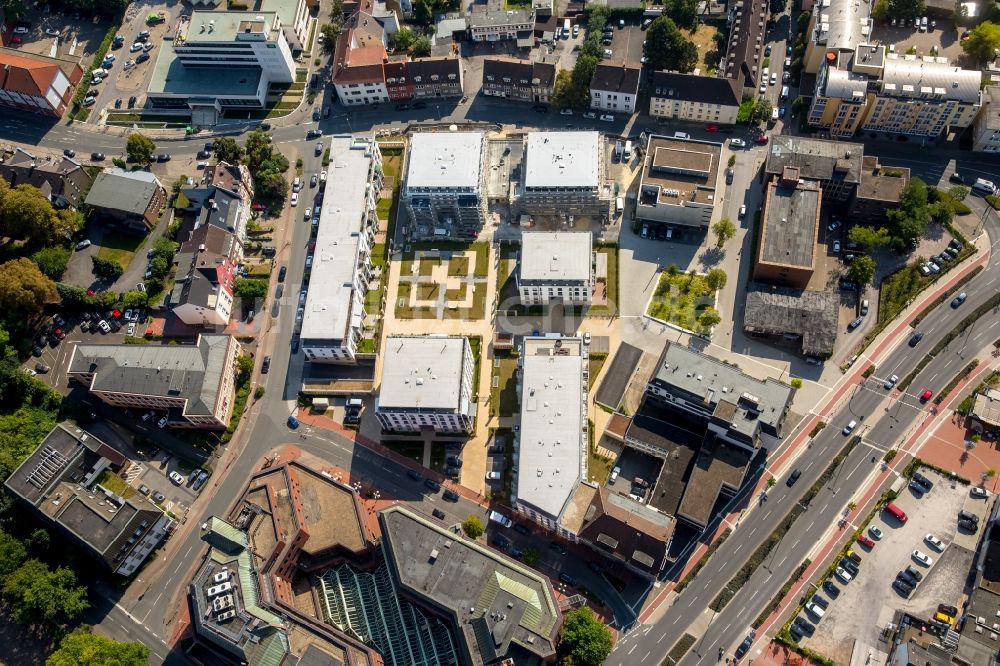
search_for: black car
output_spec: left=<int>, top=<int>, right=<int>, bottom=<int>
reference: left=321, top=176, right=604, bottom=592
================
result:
left=278, top=266, right=287, bottom=282
left=91, top=152, right=105, bottom=161
left=958, top=509, right=980, bottom=523
left=128, top=95, right=137, bottom=108
left=291, top=338, right=299, bottom=353
left=939, top=603, right=959, bottom=617
left=793, top=616, right=815, bottom=636
left=136, top=53, right=150, bottom=64
left=909, top=332, right=924, bottom=347
left=261, top=356, right=271, bottom=374
left=63, top=149, right=75, bottom=157
left=893, top=578, right=914, bottom=597
left=442, top=489, right=459, bottom=502
left=513, top=523, right=531, bottom=536
left=789, top=623, right=805, bottom=642
left=822, top=580, right=840, bottom=598
left=395, top=103, right=411, bottom=111
left=912, top=472, right=933, bottom=491
left=306, top=129, right=322, bottom=139
left=897, top=569, right=918, bottom=586
left=204, top=141, right=215, bottom=151
left=31, top=345, right=43, bottom=357
left=735, top=636, right=753, bottom=659
left=491, top=534, right=510, bottom=550
left=445, top=466, right=460, bottom=477
left=108, top=319, right=121, bottom=332
left=412, top=101, right=427, bottom=109
left=447, top=455, right=463, bottom=468
left=35, top=363, right=50, bottom=374
left=424, top=478, right=441, bottom=492
left=260, top=122, right=272, bottom=130
left=949, top=239, right=962, bottom=251
left=811, top=594, right=829, bottom=609
left=959, top=518, right=978, bottom=532
left=532, top=104, right=548, bottom=113
left=904, top=565, right=924, bottom=582
left=432, top=508, right=446, bottom=520
left=156, top=153, right=171, bottom=162
left=47, top=334, right=60, bottom=347
left=197, top=149, right=211, bottom=159
left=787, top=469, right=802, bottom=486
left=840, top=558, right=859, bottom=576
left=407, top=469, right=422, bottom=481
left=550, top=541, right=568, bottom=556
left=558, top=572, right=577, bottom=586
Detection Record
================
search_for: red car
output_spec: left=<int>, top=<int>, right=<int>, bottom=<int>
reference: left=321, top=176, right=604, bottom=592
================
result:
left=857, top=534, right=875, bottom=548
left=54, top=328, right=66, bottom=340
left=756, top=134, right=770, bottom=145
left=920, top=389, right=933, bottom=402
left=10, top=37, right=22, bottom=44
left=705, top=124, right=720, bottom=132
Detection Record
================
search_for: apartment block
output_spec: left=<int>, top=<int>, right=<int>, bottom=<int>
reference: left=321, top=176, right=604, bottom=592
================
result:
left=635, top=134, right=723, bottom=230
left=753, top=168, right=821, bottom=289
left=849, top=156, right=909, bottom=226
left=67, top=335, right=241, bottom=429
left=0, top=48, right=83, bottom=117
left=517, top=231, right=593, bottom=305
left=764, top=135, right=863, bottom=204
left=481, top=57, right=556, bottom=103
left=6, top=423, right=171, bottom=576
left=972, top=86, right=1000, bottom=153
left=720, top=0, right=767, bottom=97
left=376, top=336, right=475, bottom=433
left=589, top=62, right=640, bottom=114
left=332, top=10, right=390, bottom=105
left=517, top=131, right=610, bottom=217
left=468, top=9, right=534, bottom=43
left=0, top=148, right=92, bottom=208
left=648, top=71, right=741, bottom=125
left=402, top=131, right=487, bottom=237
left=300, top=136, right=382, bottom=363
left=802, top=0, right=871, bottom=74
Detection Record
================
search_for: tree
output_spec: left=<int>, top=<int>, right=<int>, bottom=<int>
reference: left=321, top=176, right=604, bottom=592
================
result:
left=319, top=23, right=339, bottom=54
left=705, top=268, right=728, bottom=291
left=233, top=278, right=268, bottom=300
left=948, top=185, right=970, bottom=201
left=31, top=246, right=71, bottom=280
left=91, top=256, right=124, bottom=279
left=2, top=559, right=88, bottom=625
left=712, top=219, right=736, bottom=248
left=886, top=178, right=930, bottom=252
left=929, top=200, right=954, bottom=226
left=962, top=22, right=1000, bottom=63
left=461, top=516, right=484, bottom=539
left=126, top=133, right=156, bottom=164
left=663, top=0, right=699, bottom=29
left=753, top=98, right=773, bottom=125
left=523, top=546, right=539, bottom=566
left=559, top=607, right=613, bottom=666
left=47, top=627, right=149, bottom=666
left=0, top=258, right=57, bottom=318
left=551, top=69, right=575, bottom=108
left=887, top=0, right=924, bottom=19
left=644, top=17, right=699, bottom=73
left=412, top=36, right=432, bottom=57
left=237, top=355, right=255, bottom=385
left=847, top=226, right=891, bottom=249
left=245, top=130, right=273, bottom=171
left=148, top=256, right=169, bottom=279
left=123, top=290, right=149, bottom=309
left=736, top=98, right=755, bottom=124
left=0, top=184, right=59, bottom=244
left=214, top=137, right=244, bottom=165
left=0, top=529, right=27, bottom=584
left=151, top=237, right=179, bottom=262
left=394, top=26, right=416, bottom=51
left=698, top=307, right=722, bottom=329
left=847, top=255, right=876, bottom=287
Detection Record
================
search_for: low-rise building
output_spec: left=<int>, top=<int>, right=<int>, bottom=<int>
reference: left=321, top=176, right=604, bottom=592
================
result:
left=402, top=131, right=487, bottom=237
left=300, top=136, right=382, bottom=363
left=971, top=387, right=1000, bottom=429
left=589, top=62, right=640, bottom=115
left=648, top=72, right=741, bottom=125
left=177, top=181, right=250, bottom=261
left=517, top=231, right=593, bottom=305
left=481, top=57, right=556, bottom=103
left=171, top=249, right=237, bottom=328
left=67, top=334, right=241, bottom=429
left=0, top=48, right=83, bottom=117
left=972, top=85, right=1000, bottom=153
left=720, top=0, right=767, bottom=96
left=203, top=161, right=254, bottom=210
left=635, top=134, right=722, bottom=231
left=84, top=168, right=166, bottom=233
left=0, top=148, right=92, bottom=208
left=5, top=423, right=171, bottom=577
left=376, top=335, right=475, bottom=433
left=518, top=131, right=609, bottom=217
left=849, top=156, right=909, bottom=226
left=332, top=10, right=390, bottom=106
left=743, top=286, right=839, bottom=357
left=408, top=56, right=463, bottom=99
left=753, top=167, right=821, bottom=289
left=468, top=8, right=534, bottom=43
left=764, top=135, right=863, bottom=204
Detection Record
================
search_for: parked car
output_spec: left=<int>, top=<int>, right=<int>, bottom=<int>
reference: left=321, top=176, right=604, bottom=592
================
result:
left=157, top=416, right=168, bottom=428
left=599, top=114, right=615, bottom=122
left=287, top=415, right=300, bottom=429
left=168, top=471, right=184, bottom=484
left=912, top=550, right=933, bottom=566
left=971, top=486, right=990, bottom=499
left=857, top=533, right=875, bottom=548
left=822, top=580, right=840, bottom=598
left=869, top=525, right=884, bottom=540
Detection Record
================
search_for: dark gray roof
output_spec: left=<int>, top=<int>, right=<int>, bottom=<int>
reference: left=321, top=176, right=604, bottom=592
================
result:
left=743, top=286, right=839, bottom=356
left=68, top=335, right=233, bottom=417
left=408, top=56, right=462, bottom=83
left=651, top=72, right=741, bottom=107
left=591, top=62, right=641, bottom=95
left=84, top=168, right=162, bottom=216
left=722, top=0, right=766, bottom=87
left=765, top=136, right=864, bottom=185
left=0, top=148, right=91, bottom=207
left=483, top=56, right=556, bottom=88
left=856, top=156, right=909, bottom=203
left=760, top=179, right=820, bottom=269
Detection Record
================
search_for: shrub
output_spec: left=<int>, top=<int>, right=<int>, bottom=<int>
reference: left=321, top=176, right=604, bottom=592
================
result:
left=31, top=246, right=71, bottom=280
left=461, top=516, right=484, bottom=539
left=790, top=378, right=803, bottom=389
left=91, top=256, right=123, bottom=279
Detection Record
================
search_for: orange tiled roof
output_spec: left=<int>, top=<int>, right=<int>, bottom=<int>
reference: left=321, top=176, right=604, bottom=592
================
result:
left=0, top=52, right=60, bottom=96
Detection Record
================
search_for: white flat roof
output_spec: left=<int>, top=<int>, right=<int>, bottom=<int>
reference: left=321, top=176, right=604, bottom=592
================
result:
left=299, top=137, right=375, bottom=343
left=523, top=131, right=600, bottom=190
left=379, top=336, right=468, bottom=411
left=405, top=132, right=485, bottom=190
left=520, top=231, right=592, bottom=282
left=516, top=337, right=585, bottom=520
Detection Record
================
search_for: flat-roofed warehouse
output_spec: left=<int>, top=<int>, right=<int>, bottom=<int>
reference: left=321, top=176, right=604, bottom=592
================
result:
left=635, top=135, right=722, bottom=230
left=517, top=131, right=610, bottom=217
left=753, top=167, right=822, bottom=289
left=402, top=131, right=487, bottom=238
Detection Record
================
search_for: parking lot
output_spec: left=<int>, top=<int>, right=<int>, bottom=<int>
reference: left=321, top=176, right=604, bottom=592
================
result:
left=602, top=19, right=646, bottom=65
left=797, top=469, right=990, bottom=664
left=3, top=6, right=108, bottom=62
left=871, top=20, right=966, bottom=64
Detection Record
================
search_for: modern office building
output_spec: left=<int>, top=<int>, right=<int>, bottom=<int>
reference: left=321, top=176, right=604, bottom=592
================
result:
left=468, top=8, right=535, bottom=43
left=376, top=336, right=475, bottom=433
left=5, top=423, right=171, bottom=576
left=648, top=72, right=742, bottom=125
left=635, top=134, right=723, bottom=230
left=589, top=62, right=641, bottom=115
left=517, top=131, right=609, bottom=217
left=299, top=136, right=382, bottom=363
left=481, top=57, right=557, bottom=103
left=764, top=135, right=863, bottom=204
left=401, top=131, right=487, bottom=238
left=517, top=231, right=593, bottom=305
left=67, top=335, right=241, bottom=429
left=0, top=48, right=83, bottom=117
left=753, top=167, right=822, bottom=289
left=972, top=86, right=1000, bottom=153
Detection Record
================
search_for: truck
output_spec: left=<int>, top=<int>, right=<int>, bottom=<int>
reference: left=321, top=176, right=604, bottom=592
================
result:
left=489, top=510, right=513, bottom=528
left=563, top=18, right=571, bottom=38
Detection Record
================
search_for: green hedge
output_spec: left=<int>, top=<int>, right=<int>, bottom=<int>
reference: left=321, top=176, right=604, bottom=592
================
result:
left=862, top=364, right=876, bottom=378
left=808, top=421, right=826, bottom=438
left=753, top=558, right=811, bottom=628
left=69, top=23, right=119, bottom=120
left=903, top=457, right=970, bottom=485
left=662, top=634, right=696, bottom=666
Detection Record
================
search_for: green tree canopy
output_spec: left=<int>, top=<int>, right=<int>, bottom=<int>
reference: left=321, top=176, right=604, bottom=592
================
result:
left=233, top=278, right=268, bottom=300
left=0, top=184, right=59, bottom=245
left=214, top=137, right=244, bottom=165
left=663, top=0, right=699, bottom=29
left=123, top=290, right=149, bottom=309
left=91, top=256, right=124, bottom=279
left=0, top=258, right=57, bottom=318
left=126, top=133, right=156, bottom=164
left=31, top=246, right=71, bottom=281
left=699, top=307, right=722, bottom=329
left=962, top=22, right=1000, bottom=63
left=412, top=36, right=432, bottom=57
left=394, top=26, right=416, bottom=51
left=0, top=529, right=27, bottom=583
left=885, top=177, right=930, bottom=252
left=847, top=226, right=891, bottom=249
left=705, top=268, right=728, bottom=291
left=712, top=219, right=736, bottom=248
left=559, top=607, right=614, bottom=666
left=320, top=23, right=339, bottom=54
left=886, top=0, right=925, bottom=18
left=847, top=255, right=876, bottom=287
left=644, top=17, right=698, bottom=72
left=47, top=627, right=149, bottom=666
left=461, top=516, right=484, bottom=539
left=2, top=559, right=88, bottom=625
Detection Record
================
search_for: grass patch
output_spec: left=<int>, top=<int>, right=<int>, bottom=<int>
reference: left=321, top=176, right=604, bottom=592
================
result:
left=418, top=257, right=441, bottom=276
left=588, top=421, right=614, bottom=485
left=497, top=246, right=516, bottom=294
left=382, top=440, right=424, bottom=463
left=587, top=244, right=619, bottom=317
left=663, top=634, right=697, bottom=666
left=445, top=285, right=466, bottom=301
left=96, top=231, right=145, bottom=270
left=490, top=353, right=520, bottom=417
left=934, top=359, right=979, bottom=405
left=96, top=469, right=136, bottom=499
left=416, top=282, right=439, bottom=300
left=646, top=269, right=717, bottom=334
left=589, top=353, right=608, bottom=390
left=447, top=255, right=470, bottom=276
left=395, top=284, right=486, bottom=320
left=675, top=527, right=732, bottom=593
left=357, top=338, right=377, bottom=354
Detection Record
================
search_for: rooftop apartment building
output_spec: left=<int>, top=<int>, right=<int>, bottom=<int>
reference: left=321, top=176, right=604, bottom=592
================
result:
left=300, top=136, right=382, bottom=363
left=332, top=10, right=390, bottom=105
left=589, top=62, right=641, bottom=115
left=517, top=131, right=609, bottom=217
left=67, top=335, right=241, bottom=429
left=171, top=249, right=237, bottom=328
left=648, top=71, right=742, bottom=125
left=84, top=168, right=166, bottom=233
left=764, top=135, right=863, bottom=203
left=646, top=342, right=794, bottom=451
left=376, top=336, right=475, bottom=433
left=402, top=132, right=487, bottom=238
left=972, top=86, right=1000, bottom=153
left=720, top=0, right=767, bottom=96
left=802, top=0, right=872, bottom=74
left=468, top=8, right=535, bottom=43
left=481, top=57, right=557, bottom=103
left=635, top=134, right=723, bottom=230
left=0, top=48, right=83, bottom=117
left=517, top=231, right=593, bottom=305
left=176, top=180, right=250, bottom=262
left=6, top=423, right=171, bottom=577
left=753, top=168, right=822, bottom=289
left=849, top=155, right=909, bottom=226
left=0, top=148, right=92, bottom=208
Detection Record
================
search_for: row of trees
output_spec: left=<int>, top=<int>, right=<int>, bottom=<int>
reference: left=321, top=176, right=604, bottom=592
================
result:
left=0, top=178, right=84, bottom=248
left=212, top=131, right=291, bottom=208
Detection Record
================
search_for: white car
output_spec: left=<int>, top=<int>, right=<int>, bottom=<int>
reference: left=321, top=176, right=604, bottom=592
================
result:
left=124, top=59, right=136, bottom=69
left=599, top=114, right=615, bottom=122
left=924, top=534, right=945, bottom=551
left=583, top=111, right=597, bottom=119
left=835, top=566, right=853, bottom=583
left=806, top=602, right=826, bottom=619
left=486, top=471, right=501, bottom=480
left=759, top=81, right=767, bottom=94
left=912, top=549, right=933, bottom=566
left=730, top=138, right=746, bottom=149
left=559, top=108, right=573, bottom=115
left=23, top=368, right=37, bottom=376
left=127, top=322, right=136, bottom=337
left=45, top=28, right=60, bottom=36
left=843, top=419, right=857, bottom=435
left=292, top=177, right=301, bottom=192
left=130, top=42, right=143, bottom=52
left=739, top=204, right=747, bottom=218
left=304, top=208, right=312, bottom=220
left=98, top=320, right=111, bottom=333
left=926, top=261, right=941, bottom=274
left=290, top=192, right=298, bottom=206
left=168, top=471, right=184, bottom=485
left=157, top=416, right=168, bottom=429
left=104, top=53, right=116, bottom=62
left=320, top=170, right=327, bottom=183
left=770, top=72, right=777, bottom=85
left=972, top=486, right=990, bottom=499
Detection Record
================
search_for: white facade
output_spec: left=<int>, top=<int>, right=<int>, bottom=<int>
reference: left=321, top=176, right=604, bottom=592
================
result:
left=517, top=231, right=593, bottom=305
left=174, top=11, right=296, bottom=83
left=590, top=88, right=636, bottom=114
left=469, top=10, right=534, bottom=42
left=334, top=80, right=390, bottom=106
left=973, top=87, right=1000, bottom=153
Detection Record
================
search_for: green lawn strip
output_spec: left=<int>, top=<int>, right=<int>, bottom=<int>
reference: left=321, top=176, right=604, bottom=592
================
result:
left=472, top=242, right=489, bottom=276
left=490, top=353, right=520, bottom=417
left=471, top=284, right=487, bottom=318
left=97, top=469, right=136, bottom=499
left=588, top=421, right=614, bottom=485
left=357, top=339, right=377, bottom=354
left=416, top=283, right=439, bottom=300
left=934, top=359, right=979, bottom=405
left=418, top=257, right=441, bottom=276
left=468, top=336, right=482, bottom=400
left=448, top=255, right=470, bottom=276
left=662, top=634, right=697, bottom=666
left=588, top=353, right=608, bottom=390
left=96, top=231, right=145, bottom=270
left=588, top=245, right=619, bottom=317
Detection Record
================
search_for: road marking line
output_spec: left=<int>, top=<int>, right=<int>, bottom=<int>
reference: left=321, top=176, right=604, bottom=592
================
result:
left=734, top=543, right=742, bottom=554
left=642, top=650, right=650, bottom=662
left=628, top=645, right=637, bottom=655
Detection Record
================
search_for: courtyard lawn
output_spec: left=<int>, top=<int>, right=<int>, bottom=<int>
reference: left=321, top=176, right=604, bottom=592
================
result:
left=96, top=231, right=145, bottom=271
left=418, top=257, right=441, bottom=276
left=445, top=285, right=466, bottom=301
left=447, top=255, right=470, bottom=276
left=395, top=284, right=487, bottom=320
left=684, top=23, right=722, bottom=74
left=646, top=270, right=719, bottom=334
left=490, top=354, right=520, bottom=417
